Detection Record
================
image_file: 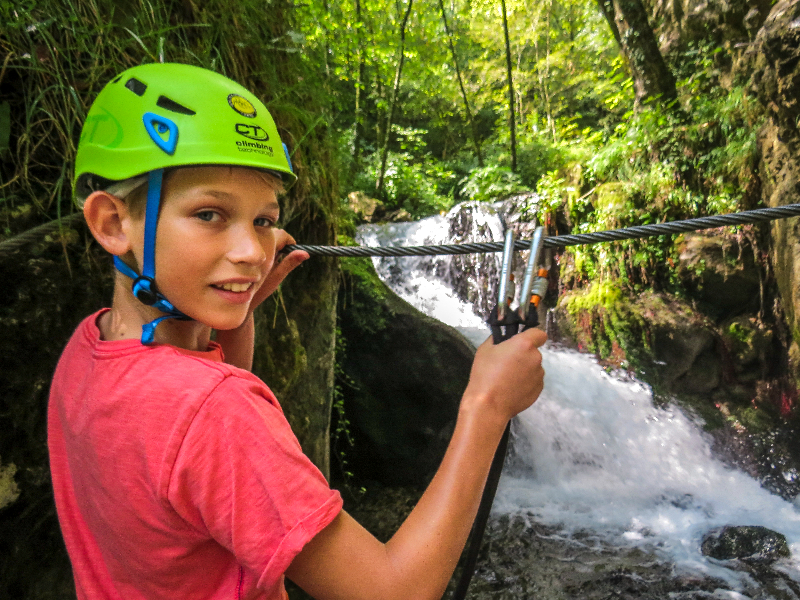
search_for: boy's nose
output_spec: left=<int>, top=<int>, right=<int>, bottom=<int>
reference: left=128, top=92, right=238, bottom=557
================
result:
left=228, top=226, right=268, bottom=265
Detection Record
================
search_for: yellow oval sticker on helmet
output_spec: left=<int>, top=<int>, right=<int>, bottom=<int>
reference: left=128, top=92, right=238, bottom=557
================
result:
left=227, top=94, right=257, bottom=118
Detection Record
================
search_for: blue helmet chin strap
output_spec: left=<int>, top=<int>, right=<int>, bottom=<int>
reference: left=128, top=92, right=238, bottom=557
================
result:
left=113, top=168, right=190, bottom=344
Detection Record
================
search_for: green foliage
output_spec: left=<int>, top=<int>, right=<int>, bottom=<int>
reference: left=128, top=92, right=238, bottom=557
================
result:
left=460, top=164, right=529, bottom=202
left=560, top=69, right=764, bottom=292
left=732, top=407, right=775, bottom=433
left=351, top=126, right=457, bottom=218
left=290, top=0, right=629, bottom=215
left=1, top=0, right=335, bottom=234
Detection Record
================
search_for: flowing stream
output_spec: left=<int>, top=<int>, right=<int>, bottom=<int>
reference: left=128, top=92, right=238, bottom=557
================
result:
left=358, top=200, right=800, bottom=599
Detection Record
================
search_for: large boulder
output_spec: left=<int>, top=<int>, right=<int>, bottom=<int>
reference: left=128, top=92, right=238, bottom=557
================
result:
left=701, top=525, right=791, bottom=563
left=337, top=258, right=476, bottom=485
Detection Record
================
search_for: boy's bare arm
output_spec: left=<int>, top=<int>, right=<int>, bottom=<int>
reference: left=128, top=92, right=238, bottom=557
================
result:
left=286, top=327, right=547, bottom=600
left=216, top=229, right=308, bottom=370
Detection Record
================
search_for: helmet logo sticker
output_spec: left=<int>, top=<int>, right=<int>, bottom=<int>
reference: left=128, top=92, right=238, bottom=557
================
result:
left=143, top=112, right=178, bottom=155
left=235, top=123, right=269, bottom=141
left=82, top=107, right=124, bottom=148
left=228, top=94, right=257, bottom=118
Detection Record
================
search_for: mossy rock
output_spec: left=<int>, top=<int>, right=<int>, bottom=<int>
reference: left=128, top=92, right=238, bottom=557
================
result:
left=720, top=315, right=775, bottom=382
left=337, top=258, right=475, bottom=486
left=554, top=283, right=722, bottom=395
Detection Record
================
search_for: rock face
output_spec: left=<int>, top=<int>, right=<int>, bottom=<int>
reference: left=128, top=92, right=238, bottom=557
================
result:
left=676, top=232, right=762, bottom=320
left=337, top=258, right=475, bottom=485
left=754, top=0, right=800, bottom=381
left=447, top=198, right=539, bottom=318
left=554, top=287, right=725, bottom=395
left=701, top=525, right=791, bottom=563
left=347, top=191, right=384, bottom=223
left=253, top=254, right=339, bottom=479
left=654, top=0, right=768, bottom=49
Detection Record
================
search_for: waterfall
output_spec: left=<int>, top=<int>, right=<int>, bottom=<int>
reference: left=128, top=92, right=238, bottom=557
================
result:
left=358, top=200, right=800, bottom=591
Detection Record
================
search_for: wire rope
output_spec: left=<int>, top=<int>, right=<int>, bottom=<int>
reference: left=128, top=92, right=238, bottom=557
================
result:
left=283, top=203, right=800, bottom=257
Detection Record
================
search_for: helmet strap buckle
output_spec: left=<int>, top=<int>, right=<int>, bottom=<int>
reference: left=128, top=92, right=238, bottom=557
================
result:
left=132, top=276, right=159, bottom=306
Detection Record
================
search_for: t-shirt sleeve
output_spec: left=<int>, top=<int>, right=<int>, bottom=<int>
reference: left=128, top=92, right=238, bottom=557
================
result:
left=167, top=375, right=343, bottom=595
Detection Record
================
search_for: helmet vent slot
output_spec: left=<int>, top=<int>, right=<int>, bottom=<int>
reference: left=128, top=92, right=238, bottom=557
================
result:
left=156, top=96, right=196, bottom=116
left=125, top=78, right=147, bottom=96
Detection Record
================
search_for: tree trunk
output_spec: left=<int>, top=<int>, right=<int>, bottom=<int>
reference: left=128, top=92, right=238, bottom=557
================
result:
left=595, top=0, right=677, bottom=109
left=376, top=0, right=414, bottom=198
left=439, top=0, right=483, bottom=167
left=501, top=0, right=517, bottom=172
left=351, top=0, right=366, bottom=175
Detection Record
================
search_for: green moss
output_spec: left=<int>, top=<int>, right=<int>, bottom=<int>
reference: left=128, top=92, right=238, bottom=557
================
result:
left=728, top=321, right=753, bottom=345
left=0, top=459, right=19, bottom=511
left=559, top=281, right=645, bottom=365
left=563, top=281, right=623, bottom=314
left=732, top=407, right=776, bottom=433
left=338, top=256, right=393, bottom=335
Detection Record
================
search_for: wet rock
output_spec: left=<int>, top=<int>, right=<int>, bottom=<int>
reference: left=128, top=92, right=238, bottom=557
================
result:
left=554, top=288, right=723, bottom=395
left=447, top=201, right=506, bottom=317
left=701, top=525, right=791, bottom=563
left=383, top=208, right=412, bottom=222
left=460, top=515, right=734, bottom=600
left=720, top=315, right=774, bottom=382
left=446, top=198, right=539, bottom=319
left=347, top=191, right=384, bottom=223
left=676, top=233, right=761, bottom=321
left=337, top=258, right=475, bottom=485
left=651, top=318, right=721, bottom=393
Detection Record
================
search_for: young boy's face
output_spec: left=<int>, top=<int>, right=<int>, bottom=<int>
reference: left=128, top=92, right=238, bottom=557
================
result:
left=126, top=165, right=281, bottom=331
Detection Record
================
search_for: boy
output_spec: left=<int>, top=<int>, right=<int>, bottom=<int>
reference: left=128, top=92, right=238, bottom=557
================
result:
left=49, top=63, right=547, bottom=600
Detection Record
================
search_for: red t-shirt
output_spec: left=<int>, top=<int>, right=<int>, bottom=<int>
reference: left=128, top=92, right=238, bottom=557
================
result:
left=48, top=310, right=342, bottom=600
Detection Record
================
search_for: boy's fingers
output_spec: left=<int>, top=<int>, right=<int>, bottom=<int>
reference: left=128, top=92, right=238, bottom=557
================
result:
left=272, top=249, right=309, bottom=276
left=517, top=326, right=547, bottom=348
left=478, top=326, right=547, bottom=350
left=273, top=229, right=298, bottom=253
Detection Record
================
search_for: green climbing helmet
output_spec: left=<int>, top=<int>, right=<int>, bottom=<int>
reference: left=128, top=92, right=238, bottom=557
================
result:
left=74, top=62, right=295, bottom=199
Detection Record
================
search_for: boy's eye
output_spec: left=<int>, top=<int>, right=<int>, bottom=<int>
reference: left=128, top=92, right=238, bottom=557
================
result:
left=254, top=217, right=275, bottom=228
left=196, top=210, right=220, bottom=222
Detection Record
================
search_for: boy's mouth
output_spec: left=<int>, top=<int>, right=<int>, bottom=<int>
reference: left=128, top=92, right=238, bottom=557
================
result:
left=213, top=282, right=253, bottom=293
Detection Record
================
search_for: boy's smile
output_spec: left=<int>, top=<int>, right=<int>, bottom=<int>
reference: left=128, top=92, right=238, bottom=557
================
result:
left=126, top=166, right=281, bottom=334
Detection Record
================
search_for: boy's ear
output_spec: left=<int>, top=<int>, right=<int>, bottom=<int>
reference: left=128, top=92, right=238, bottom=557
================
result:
left=83, top=191, right=135, bottom=256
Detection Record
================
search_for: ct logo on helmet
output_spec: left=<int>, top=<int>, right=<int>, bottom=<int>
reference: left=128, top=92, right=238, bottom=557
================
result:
left=235, top=123, right=270, bottom=141
left=227, top=94, right=257, bottom=118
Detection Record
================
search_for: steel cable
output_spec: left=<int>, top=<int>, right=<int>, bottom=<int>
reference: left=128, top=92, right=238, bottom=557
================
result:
left=284, top=202, right=800, bottom=257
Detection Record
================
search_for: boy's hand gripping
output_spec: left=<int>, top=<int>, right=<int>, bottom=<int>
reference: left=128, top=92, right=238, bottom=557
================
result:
left=250, top=229, right=309, bottom=311
left=453, top=227, right=548, bottom=600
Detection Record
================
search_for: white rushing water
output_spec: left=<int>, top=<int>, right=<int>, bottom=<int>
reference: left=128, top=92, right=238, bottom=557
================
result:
left=358, top=202, right=800, bottom=589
